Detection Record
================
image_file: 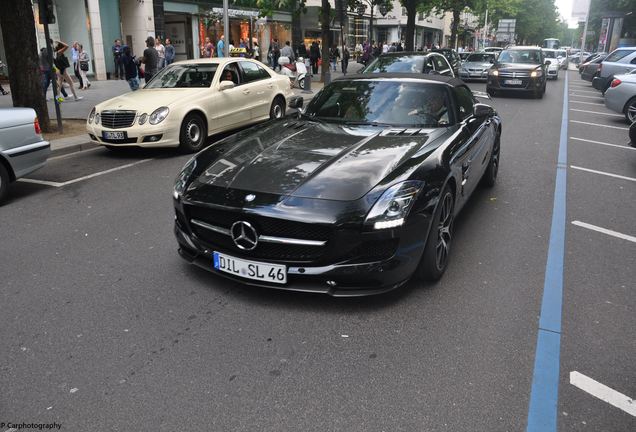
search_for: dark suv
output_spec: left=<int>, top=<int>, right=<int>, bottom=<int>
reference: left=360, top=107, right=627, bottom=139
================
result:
left=486, top=46, right=548, bottom=98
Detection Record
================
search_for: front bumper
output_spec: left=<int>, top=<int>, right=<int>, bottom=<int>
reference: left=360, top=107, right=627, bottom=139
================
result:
left=459, top=71, right=488, bottom=81
left=547, top=68, right=559, bottom=79
left=487, top=75, right=544, bottom=93
left=86, top=121, right=181, bottom=148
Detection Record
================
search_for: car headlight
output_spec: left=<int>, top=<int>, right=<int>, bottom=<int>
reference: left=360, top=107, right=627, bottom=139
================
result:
left=490, top=69, right=499, bottom=76
left=173, top=156, right=197, bottom=199
left=88, top=107, right=96, bottom=123
left=138, top=113, right=148, bottom=125
left=365, top=181, right=423, bottom=230
left=94, top=113, right=100, bottom=125
left=149, top=107, right=169, bottom=125
left=531, top=70, right=543, bottom=78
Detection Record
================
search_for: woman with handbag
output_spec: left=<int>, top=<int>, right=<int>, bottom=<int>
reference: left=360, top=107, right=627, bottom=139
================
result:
left=54, top=41, right=82, bottom=101
left=78, top=44, right=90, bottom=90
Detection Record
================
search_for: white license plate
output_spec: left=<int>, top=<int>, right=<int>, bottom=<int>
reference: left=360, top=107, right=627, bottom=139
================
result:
left=102, top=131, right=126, bottom=140
left=213, top=252, right=287, bottom=284
left=505, top=79, right=523, bottom=85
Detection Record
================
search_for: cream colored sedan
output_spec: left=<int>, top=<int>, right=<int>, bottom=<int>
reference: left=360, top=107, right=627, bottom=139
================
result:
left=86, top=58, right=293, bottom=152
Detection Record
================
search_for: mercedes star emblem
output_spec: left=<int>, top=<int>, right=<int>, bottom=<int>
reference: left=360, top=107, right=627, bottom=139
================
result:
left=231, top=221, right=258, bottom=250
left=245, top=194, right=256, bottom=202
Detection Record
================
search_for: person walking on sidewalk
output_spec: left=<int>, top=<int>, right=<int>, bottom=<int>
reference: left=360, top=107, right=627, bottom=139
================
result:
left=280, top=41, right=294, bottom=63
left=141, top=37, right=158, bottom=83
left=165, top=38, right=175, bottom=66
left=155, top=37, right=165, bottom=70
left=54, top=41, right=82, bottom=101
left=78, top=44, right=90, bottom=90
left=341, top=46, right=350, bottom=75
left=40, top=46, right=66, bottom=100
left=71, top=41, right=84, bottom=90
left=122, top=45, right=140, bottom=91
left=309, top=41, right=320, bottom=75
left=216, top=36, right=225, bottom=58
left=112, top=39, right=124, bottom=79
left=329, top=45, right=340, bottom=72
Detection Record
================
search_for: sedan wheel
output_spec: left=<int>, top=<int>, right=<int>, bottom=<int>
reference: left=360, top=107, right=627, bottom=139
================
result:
left=270, top=97, right=286, bottom=120
left=179, top=114, right=207, bottom=154
left=0, top=163, right=9, bottom=205
left=417, top=186, right=454, bottom=281
left=625, top=97, right=636, bottom=123
left=482, top=134, right=500, bottom=187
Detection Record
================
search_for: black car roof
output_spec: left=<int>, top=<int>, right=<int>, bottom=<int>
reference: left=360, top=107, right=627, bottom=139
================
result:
left=333, top=73, right=465, bottom=87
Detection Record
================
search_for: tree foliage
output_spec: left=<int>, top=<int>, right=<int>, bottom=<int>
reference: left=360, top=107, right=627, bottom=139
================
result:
left=514, top=0, right=559, bottom=44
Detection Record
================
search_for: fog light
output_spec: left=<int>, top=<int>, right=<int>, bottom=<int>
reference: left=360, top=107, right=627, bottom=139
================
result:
left=142, top=134, right=163, bottom=142
left=326, top=280, right=337, bottom=287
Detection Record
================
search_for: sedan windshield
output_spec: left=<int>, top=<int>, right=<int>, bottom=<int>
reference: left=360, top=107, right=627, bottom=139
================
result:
left=304, top=81, right=451, bottom=127
left=543, top=50, right=557, bottom=59
left=498, top=50, right=542, bottom=64
left=466, top=53, right=495, bottom=63
left=146, top=64, right=218, bottom=88
left=362, top=55, right=425, bottom=73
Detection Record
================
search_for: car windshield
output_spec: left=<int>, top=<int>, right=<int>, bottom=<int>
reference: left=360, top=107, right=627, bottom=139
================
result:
left=145, top=64, right=218, bottom=88
left=543, top=50, right=557, bottom=59
left=304, top=80, right=451, bottom=127
left=557, top=50, right=567, bottom=57
left=362, top=55, right=425, bottom=73
left=466, top=53, right=495, bottom=63
left=498, top=49, right=541, bottom=64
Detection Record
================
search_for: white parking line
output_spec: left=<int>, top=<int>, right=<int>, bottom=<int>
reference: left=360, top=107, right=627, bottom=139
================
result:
left=18, top=159, right=153, bottom=188
left=569, top=88, right=601, bottom=94
left=570, top=165, right=636, bottom=182
left=570, top=120, right=628, bottom=130
left=48, top=146, right=102, bottom=161
left=571, top=137, right=636, bottom=151
left=569, top=93, right=604, bottom=99
left=570, top=371, right=636, bottom=416
left=569, top=109, right=623, bottom=117
left=570, top=100, right=604, bottom=105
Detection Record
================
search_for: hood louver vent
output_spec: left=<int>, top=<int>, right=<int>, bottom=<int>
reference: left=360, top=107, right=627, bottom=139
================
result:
left=381, top=128, right=423, bottom=136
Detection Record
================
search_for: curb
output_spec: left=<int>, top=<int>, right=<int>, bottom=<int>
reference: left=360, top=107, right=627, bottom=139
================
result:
left=47, top=133, right=99, bottom=157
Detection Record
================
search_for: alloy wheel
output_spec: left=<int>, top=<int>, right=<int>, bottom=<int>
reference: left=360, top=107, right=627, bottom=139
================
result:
left=187, top=120, right=201, bottom=145
left=273, top=103, right=284, bottom=119
left=627, top=101, right=636, bottom=123
left=435, top=193, right=454, bottom=270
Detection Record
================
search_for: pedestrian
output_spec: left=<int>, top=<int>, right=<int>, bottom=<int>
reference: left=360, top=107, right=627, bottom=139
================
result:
left=361, top=41, right=371, bottom=65
left=281, top=40, right=294, bottom=63
left=40, top=46, right=65, bottom=100
left=141, top=36, right=158, bottom=83
left=309, top=41, right=320, bottom=75
left=54, top=41, right=82, bottom=101
left=252, top=42, right=260, bottom=61
left=271, top=38, right=281, bottom=71
left=78, top=44, right=90, bottom=90
left=71, top=41, right=84, bottom=89
left=297, top=43, right=307, bottom=59
left=203, top=37, right=214, bottom=58
left=112, top=39, right=124, bottom=79
left=382, top=41, right=389, bottom=54
left=267, top=44, right=273, bottom=67
left=396, top=42, right=404, bottom=52
left=165, top=38, right=175, bottom=65
left=388, top=42, right=396, bottom=53
left=122, top=45, right=140, bottom=91
left=155, top=37, right=165, bottom=69
left=216, top=35, right=225, bottom=58
left=329, top=45, right=340, bottom=72
left=341, top=46, right=350, bottom=75
left=372, top=41, right=381, bottom=58
left=229, top=40, right=235, bottom=56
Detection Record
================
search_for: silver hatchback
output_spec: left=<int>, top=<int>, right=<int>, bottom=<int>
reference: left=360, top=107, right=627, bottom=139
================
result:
left=0, top=108, right=50, bottom=203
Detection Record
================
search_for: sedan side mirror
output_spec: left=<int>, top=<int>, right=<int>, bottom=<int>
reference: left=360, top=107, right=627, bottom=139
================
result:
left=288, top=96, right=303, bottom=109
left=219, top=80, right=235, bottom=91
left=474, top=103, right=494, bottom=118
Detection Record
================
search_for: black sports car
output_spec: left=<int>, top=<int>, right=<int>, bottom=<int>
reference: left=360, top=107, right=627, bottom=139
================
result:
left=173, top=74, right=502, bottom=296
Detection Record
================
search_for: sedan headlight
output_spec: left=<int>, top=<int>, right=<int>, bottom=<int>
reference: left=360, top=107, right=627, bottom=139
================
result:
left=173, top=156, right=197, bottom=199
left=94, top=113, right=100, bottom=125
left=365, top=181, right=423, bottom=230
left=88, top=107, right=96, bottom=123
left=531, top=70, right=543, bottom=78
left=149, top=107, right=170, bottom=125
left=138, top=113, right=148, bottom=125
left=490, top=69, right=499, bottom=76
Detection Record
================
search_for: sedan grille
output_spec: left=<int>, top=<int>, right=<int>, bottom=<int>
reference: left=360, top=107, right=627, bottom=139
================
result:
left=100, top=110, right=136, bottom=129
left=498, top=71, right=530, bottom=78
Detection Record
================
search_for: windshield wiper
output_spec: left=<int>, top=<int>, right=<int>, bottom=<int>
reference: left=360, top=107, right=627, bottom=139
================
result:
left=342, top=120, right=393, bottom=127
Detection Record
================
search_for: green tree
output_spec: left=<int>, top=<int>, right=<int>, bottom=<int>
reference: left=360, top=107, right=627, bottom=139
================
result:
left=402, top=0, right=426, bottom=51
left=233, top=0, right=307, bottom=48
left=514, top=0, right=559, bottom=44
left=419, top=0, right=478, bottom=50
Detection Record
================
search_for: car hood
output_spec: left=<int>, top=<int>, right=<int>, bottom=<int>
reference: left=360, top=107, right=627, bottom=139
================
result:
left=496, top=63, right=542, bottom=71
left=463, top=61, right=493, bottom=69
left=188, top=120, right=448, bottom=201
left=96, top=88, right=201, bottom=111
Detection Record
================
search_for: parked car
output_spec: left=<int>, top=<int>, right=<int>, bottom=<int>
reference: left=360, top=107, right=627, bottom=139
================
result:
left=604, top=71, right=636, bottom=123
left=0, top=108, right=50, bottom=204
left=487, top=46, right=547, bottom=98
left=580, top=54, right=608, bottom=81
left=173, top=74, right=502, bottom=296
left=570, top=51, right=591, bottom=65
left=592, top=47, right=636, bottom=93
left=361, top=52, right=454, bottom=77
left=431, top=48, right=461, bottom=76
left=556, top=49, right=569, bottom=69
left=542, top=49, right=560, bottom=79
left=459, top=52, right=496, bottom=81
left=86, top=58, right=293, bottom=153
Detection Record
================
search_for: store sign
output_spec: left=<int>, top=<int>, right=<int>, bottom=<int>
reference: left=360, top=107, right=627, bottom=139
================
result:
left=210, top=7, right=260, bottom=18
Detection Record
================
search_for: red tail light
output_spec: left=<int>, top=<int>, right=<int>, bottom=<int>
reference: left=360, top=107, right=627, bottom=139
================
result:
left=34, top=117, right=42, bottom=135
left=611, top=78, right=621, bottom=88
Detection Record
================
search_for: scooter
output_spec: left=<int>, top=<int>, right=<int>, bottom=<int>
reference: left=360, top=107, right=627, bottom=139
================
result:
left=278, top=56, right=308, bottom=90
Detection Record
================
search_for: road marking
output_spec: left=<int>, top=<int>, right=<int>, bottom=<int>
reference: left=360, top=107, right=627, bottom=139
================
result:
left=48, top=146, right=102, bottom=161
left=18, top=159, right=153, bottom=188
left=572, top=221, right=636, bottom=243
left=526, top=65, right=568, bottom=432
left=569, top=109, right=623, bottom=117
left=570, top=165, right=636, bottom=182
left=570, top=371, right=636, bottom=416
left=570, top=137, right=636, bottom=151
left=570, top=100, right=604, bottom=105
left=569, top=88, right=601, bottom=94
left=568, top=93, right=604, bottom=99
left=570, top=120, right=629, bottom=130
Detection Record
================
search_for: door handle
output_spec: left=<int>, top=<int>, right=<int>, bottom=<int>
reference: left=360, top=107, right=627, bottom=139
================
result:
left=242, top=90, right=250, bottom=95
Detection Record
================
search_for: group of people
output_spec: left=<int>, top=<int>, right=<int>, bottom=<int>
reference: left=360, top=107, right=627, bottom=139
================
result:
left=267, top=40, right=351, bottom=76
left=112, top=36, right=176, bottom=92
left=39, top=39, right=88, bottom=103
left=200, top=36, right=259, bottom=61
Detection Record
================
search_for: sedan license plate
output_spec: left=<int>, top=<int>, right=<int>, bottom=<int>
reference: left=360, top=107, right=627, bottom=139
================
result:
left=102, top=131, right=127, bottom=140
left=213, top=252, right=287, bottom=284
left=505, top=79, right=523, bottom=85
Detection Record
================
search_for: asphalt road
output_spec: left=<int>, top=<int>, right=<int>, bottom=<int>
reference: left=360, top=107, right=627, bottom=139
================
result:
left=1, top=70, right=634, bottom=432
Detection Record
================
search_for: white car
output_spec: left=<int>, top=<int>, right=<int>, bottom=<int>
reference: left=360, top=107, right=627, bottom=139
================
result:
left=541, top=49, right=560, bottom=80
left=86, top=58, right=293, bottom=153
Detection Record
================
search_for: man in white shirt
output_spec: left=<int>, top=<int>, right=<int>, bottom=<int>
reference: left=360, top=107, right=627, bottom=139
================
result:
left=382, top=42, right=389, bottom=54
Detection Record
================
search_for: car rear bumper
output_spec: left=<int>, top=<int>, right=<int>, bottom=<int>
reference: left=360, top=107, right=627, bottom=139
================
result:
left=1, top=140, right=50, bottom=179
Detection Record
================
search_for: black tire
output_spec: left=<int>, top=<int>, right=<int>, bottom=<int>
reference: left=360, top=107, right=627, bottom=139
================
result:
left=416, top=185, right=455, bottom=281
left=298, top=77, right=305, bottom=90
left=270, top=97, right=286, bottom=120
left=486, top=87, right=496, bottom=97
left=482, top=134, right=500, bottom=187
left=178, top=113, right=207, bottom=154
left=624, top=96, right=636, bottom=123
left=0, top=162, right=9, bottom=205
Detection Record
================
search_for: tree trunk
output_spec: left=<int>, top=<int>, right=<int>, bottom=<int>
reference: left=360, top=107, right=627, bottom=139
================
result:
left=291, top=6, right=302, bottom=51
left=405, top=1, right=416, bottom=51
left=0, top=0, right=51, bottom=131
left=320, top=0, right=330, bottom=82
left=450, top=9, right=460, bottom=50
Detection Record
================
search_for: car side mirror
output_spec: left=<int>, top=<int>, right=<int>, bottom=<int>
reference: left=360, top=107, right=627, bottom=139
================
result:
left=288, top=96, right=303, bottom=109
left=219, top=80, right=234, bottom=91
left=474, top=103, right=494, bottom=118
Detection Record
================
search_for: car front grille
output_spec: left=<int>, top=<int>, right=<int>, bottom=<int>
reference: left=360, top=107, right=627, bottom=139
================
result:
left=100, top=110, right=136, bottom=129
left=498, top=71, right=530, bottom=78
left=348, top=239, right=399, bottom=263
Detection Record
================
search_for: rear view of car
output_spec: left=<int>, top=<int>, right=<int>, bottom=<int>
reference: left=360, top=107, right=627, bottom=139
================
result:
left=592, top=47, right=636, bottom=92
left=604, top=71, right=636, bottom=123
left=0, top=108, right=50, bottom=204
